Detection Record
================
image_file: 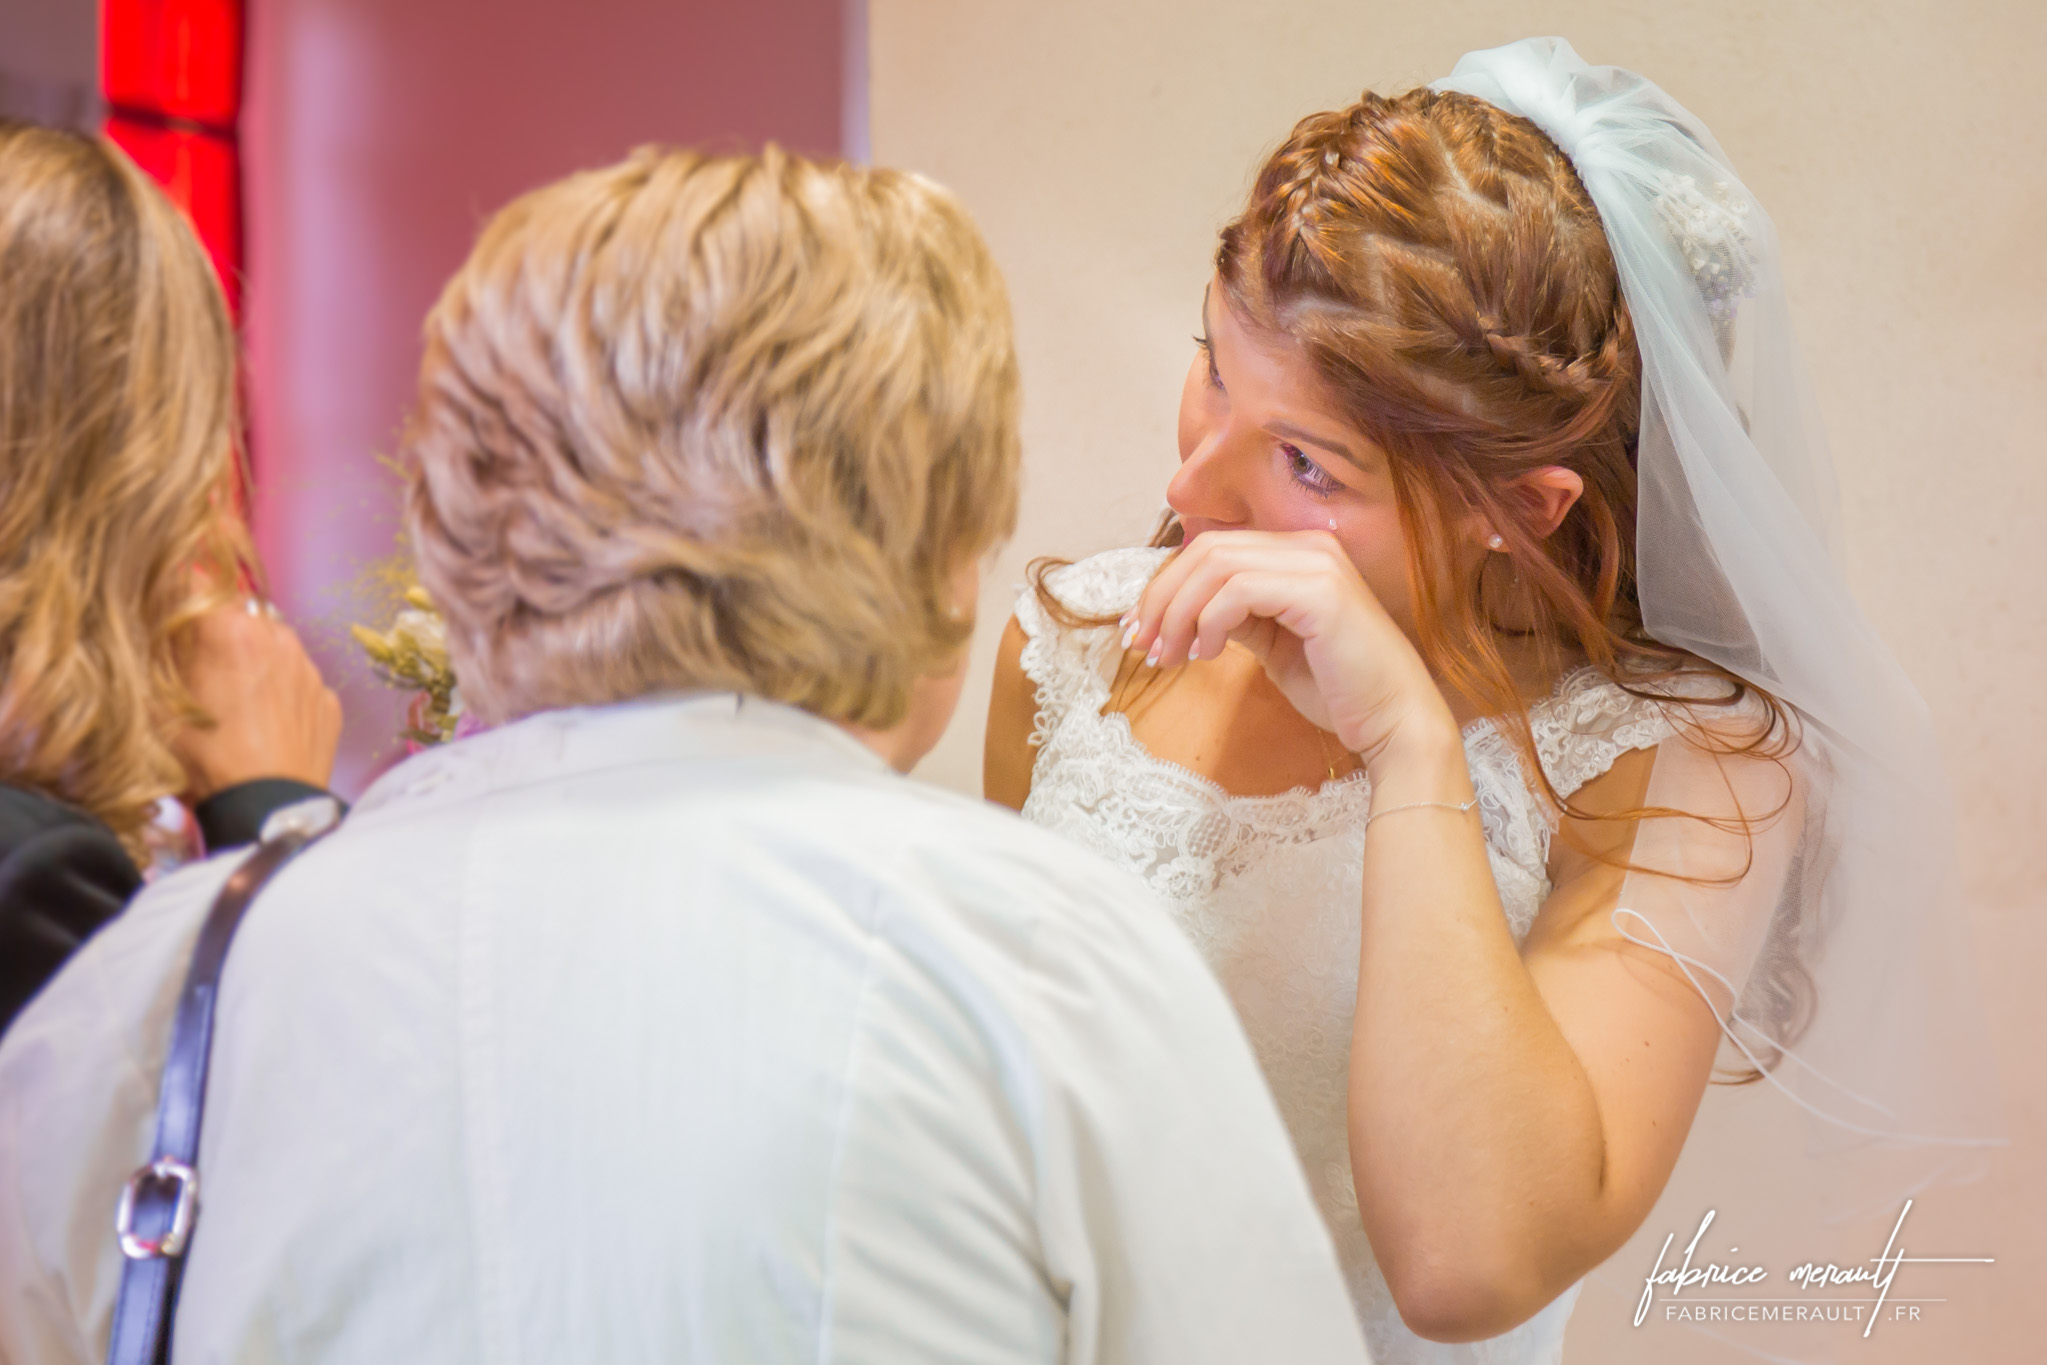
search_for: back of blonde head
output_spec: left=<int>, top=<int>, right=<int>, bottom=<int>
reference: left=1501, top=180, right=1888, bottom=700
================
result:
left=407, top=146, right=1019, bottom=729
left=0, top=122, right=253, bottom=857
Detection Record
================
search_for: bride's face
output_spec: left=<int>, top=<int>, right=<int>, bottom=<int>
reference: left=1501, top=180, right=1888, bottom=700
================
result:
left=1170, top=279, right=1421, bottom=632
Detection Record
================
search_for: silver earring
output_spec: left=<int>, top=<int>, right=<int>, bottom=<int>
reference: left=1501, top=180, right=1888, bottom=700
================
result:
left=1327, top=518, right=1339, bottom=531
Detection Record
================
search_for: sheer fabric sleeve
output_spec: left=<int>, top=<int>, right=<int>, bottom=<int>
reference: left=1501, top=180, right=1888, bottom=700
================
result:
left=1610, top=717, right=1805, bottom=1061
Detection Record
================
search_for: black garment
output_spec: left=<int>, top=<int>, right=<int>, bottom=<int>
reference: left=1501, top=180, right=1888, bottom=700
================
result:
left=0, top=778, right=330, bottom=1035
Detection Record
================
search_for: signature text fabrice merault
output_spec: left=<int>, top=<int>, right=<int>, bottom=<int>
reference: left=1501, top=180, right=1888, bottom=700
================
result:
left=1635, top=1199, right=1993, bottom=1338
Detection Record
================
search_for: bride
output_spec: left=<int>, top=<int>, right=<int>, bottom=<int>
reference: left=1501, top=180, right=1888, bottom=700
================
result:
left=985, top=38, right=1999, bottom=1365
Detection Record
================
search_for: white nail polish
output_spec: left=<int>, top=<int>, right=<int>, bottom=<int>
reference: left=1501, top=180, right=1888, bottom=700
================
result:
left=1187, top=639, right=1201, bottom=662
left=1145, top=639, right=1163, bottom=667
left=1120, top=619, right=1138, bottom=649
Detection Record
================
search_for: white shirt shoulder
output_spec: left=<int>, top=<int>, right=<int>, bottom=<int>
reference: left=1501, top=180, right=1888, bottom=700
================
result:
left=0, top=698, right=1368, bottom=1365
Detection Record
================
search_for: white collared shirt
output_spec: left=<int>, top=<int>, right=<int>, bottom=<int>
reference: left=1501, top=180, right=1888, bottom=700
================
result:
left=0, top=694, right=1368, bottom=1364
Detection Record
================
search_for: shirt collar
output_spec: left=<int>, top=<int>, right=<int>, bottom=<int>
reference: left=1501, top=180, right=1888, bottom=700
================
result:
left=352, top=691, right=891, bottom=818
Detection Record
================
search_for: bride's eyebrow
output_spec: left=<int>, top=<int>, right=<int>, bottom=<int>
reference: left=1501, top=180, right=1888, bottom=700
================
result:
left=1202, top=284, right=1366, bottom=470
left=1266, top=419, right=1366, bottom=471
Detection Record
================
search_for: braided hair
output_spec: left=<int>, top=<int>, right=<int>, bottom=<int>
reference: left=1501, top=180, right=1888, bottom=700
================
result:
left=1220, top=86, right=1641, bottom=666
left=1214, top=88, right=1770, bottom=760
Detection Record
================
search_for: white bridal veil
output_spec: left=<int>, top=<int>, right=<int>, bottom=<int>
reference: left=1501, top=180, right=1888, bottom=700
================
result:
left=1435, top=38, right=2003, bottom=1358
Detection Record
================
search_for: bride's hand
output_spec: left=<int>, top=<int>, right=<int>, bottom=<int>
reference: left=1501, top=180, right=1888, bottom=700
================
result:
left=1121, top=529, right=1457, bottom=771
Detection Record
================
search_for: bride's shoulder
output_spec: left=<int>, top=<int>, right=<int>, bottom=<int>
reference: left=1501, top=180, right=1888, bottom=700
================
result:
left=1013, top=545, right=1173, bottom=638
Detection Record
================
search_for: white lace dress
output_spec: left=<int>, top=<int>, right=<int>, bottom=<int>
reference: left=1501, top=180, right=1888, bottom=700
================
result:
left=1016, top=548, right=1680, bottom=1365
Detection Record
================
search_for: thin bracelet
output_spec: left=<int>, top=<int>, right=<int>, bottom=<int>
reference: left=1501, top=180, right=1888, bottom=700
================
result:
left=1363, top=797, right=1478, bottom=830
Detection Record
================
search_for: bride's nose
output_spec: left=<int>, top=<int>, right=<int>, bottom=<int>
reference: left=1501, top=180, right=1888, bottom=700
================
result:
left=1167, top=425, right=1254, bottom=530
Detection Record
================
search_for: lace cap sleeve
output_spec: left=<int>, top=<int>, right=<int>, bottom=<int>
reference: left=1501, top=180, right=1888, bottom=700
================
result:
left=1533, top=668, right=1688, bottom=802
left=1012, top=547, right=1171, bottom=741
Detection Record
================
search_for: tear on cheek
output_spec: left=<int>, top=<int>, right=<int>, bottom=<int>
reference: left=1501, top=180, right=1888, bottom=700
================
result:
left=1260, top=506, right=1347, bottom=537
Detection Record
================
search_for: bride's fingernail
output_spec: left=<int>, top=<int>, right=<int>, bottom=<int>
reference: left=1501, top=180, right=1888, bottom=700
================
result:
left=1120, top=618, right=1139, bottom=650
left=1187, top=639, right=1201, bottom=662
left=1145, top=638, right=1163, bottom=667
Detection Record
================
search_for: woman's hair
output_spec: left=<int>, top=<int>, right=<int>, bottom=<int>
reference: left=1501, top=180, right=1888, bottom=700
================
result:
left=0, top=122, right=255, bottom=859
left=406, top=145, right=1020, bottom=729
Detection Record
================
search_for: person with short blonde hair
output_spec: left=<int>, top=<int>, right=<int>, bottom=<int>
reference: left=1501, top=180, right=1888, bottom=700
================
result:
left=0, top=146, right=1367, bottom=1365
left=409, top=147, right=1020, bottom=739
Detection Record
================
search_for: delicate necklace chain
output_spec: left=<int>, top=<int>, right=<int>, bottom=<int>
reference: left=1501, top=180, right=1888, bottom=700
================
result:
left=1312, top=726, right=1359, bottom=783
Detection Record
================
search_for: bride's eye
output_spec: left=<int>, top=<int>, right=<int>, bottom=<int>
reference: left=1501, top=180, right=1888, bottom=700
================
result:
left=1283, top=444, right=1341, bottom=498
left=1193, top=334, right=1223, bottom=390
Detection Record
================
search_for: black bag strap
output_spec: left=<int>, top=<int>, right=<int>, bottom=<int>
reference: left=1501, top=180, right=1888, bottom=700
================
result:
left=105, top=798, right=341, bottom=1365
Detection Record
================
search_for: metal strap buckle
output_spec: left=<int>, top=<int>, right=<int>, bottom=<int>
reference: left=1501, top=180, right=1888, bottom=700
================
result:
left=115, top=1157, right=200, bottom=1260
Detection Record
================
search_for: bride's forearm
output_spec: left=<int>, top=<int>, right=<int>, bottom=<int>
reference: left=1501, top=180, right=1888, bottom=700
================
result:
left=1350, top=725, right=1610, bottom=1340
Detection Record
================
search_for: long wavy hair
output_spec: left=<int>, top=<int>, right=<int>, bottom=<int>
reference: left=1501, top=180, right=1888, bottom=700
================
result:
left=1034, top=88, right=1808, bottom=1073
left=0, top=123, right=256, bottom=859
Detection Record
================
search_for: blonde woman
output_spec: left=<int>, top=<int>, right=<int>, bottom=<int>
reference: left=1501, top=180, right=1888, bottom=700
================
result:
left=0, top=147, right=1366, bottom=1365
left=0, top=122, right=340, bottom=1033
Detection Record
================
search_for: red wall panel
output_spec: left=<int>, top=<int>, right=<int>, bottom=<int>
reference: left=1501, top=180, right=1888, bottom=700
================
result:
left=101, top=0, right=243, bottom=129
left=102, top=0, right=246, bottom=313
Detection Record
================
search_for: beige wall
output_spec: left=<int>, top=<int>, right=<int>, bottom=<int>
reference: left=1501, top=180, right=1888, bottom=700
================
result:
left=872, top=2, right=2045, bottom=1358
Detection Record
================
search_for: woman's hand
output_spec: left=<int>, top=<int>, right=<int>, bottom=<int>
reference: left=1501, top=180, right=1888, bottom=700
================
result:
left=173, top=600, right=343, bottom=800
left=1121, top=529, right=1455, bottom=771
